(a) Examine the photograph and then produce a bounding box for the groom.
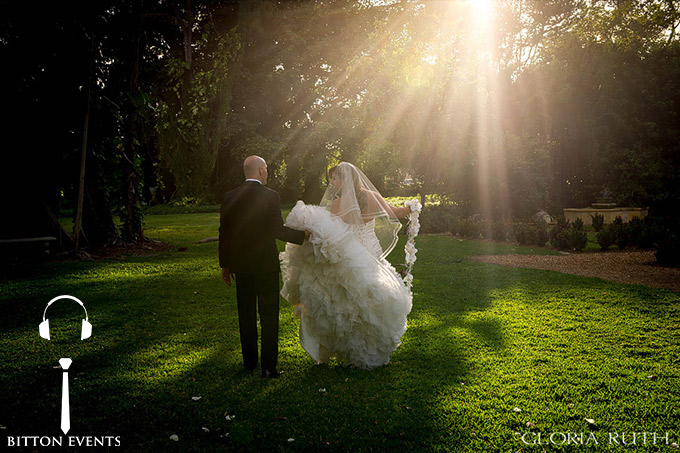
[219,155,308,378]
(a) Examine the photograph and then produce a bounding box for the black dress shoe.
[261,369,283,379]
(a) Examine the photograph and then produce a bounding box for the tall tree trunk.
[183,0,192,66]
[122,0,144,242]
[210,0,249,199]
[179,0,193,106]
[73,37,94,249]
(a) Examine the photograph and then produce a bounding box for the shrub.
[549,225,570,250]
[569,229,588,250]
[171,196,203,206]
[459,218,481,239]
[555,214,570,229]
[550,221,588,251]
[549,214,589,250]
[573,217,584,231]
[549,215,588,250]
[535,221,549,247]
[591,213,604,232]
[513,223,530,245]
[629,216,663,248]
[656,233,680,267]
[628,218,646,248]
[420,204,460,234]
[512,222,548,247]
[612,223,630,250]
[610,216,631,250]
[490,220,510,241]
[597,226,615,251]
[480,219,510,241]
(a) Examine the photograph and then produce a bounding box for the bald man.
[219,156,308,378]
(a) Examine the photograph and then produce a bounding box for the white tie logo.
[59,358,72,434]
[39,295,92,435]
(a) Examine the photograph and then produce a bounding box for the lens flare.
[470,0,494,23]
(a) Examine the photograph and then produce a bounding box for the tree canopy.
[2,0,679,246]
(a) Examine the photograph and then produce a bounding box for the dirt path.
[469,250,680,293]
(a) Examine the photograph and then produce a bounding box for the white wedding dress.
[280,201,412,369]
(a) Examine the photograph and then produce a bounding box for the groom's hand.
[221,267,233,286]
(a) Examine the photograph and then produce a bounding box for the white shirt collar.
[245,179,263,184]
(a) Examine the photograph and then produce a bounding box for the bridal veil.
[319,162,402,260]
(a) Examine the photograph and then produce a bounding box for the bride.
[280,162,414,369]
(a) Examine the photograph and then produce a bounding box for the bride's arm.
[390,204,411,219]
[368,190,411,219]
[330,197,341,215]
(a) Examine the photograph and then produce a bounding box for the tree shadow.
[7,235,672,450]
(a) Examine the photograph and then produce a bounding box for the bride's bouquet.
[403,199,422,290]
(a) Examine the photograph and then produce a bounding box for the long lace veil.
[319,162,402,259]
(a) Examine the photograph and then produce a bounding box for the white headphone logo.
[39,295,92,341]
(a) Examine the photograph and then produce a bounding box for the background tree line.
[1,0,678,248]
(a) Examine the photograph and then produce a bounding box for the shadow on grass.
[3,234,675,451]
[1,260,475,450]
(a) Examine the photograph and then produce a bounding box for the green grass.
[144,203,221,216]
[1,212,679,451]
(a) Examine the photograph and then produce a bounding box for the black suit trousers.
[235,272,280,372]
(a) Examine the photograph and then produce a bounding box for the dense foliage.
[2,0,679,248]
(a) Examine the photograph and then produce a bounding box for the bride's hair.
[328,163,367,210]
[321,162,401,259]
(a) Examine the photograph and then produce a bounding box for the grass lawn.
[1,211,679,451]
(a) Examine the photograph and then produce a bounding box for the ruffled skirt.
[280,201,412,369]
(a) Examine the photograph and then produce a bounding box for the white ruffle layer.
[281,201,412,369]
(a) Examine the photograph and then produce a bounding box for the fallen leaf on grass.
[169,434,179,441]
[287,438,295,442]
[585,418,596,426]
[192,396,202,401]
[647,375,657,380]
[225,415,236,421]
[202,427,209,433]
[526,421,535,428]
[513,407,522,413]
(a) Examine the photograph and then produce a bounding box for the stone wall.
[563,207,648,224]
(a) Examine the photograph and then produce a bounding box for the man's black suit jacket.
[219,181,305,274]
